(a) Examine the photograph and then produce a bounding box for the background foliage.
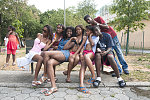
[0,0,97,45]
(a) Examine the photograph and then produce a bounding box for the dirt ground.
[0,48,150,82]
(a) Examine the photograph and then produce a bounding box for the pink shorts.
[83,50,94,56]
[83,50,95,65]
[70,52,75,55]
[7,49,16,55]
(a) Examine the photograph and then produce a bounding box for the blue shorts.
[60,50,70,61]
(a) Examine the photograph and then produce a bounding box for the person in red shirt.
[3,25,21,67]
[84,15,129,77]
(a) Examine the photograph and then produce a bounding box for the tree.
[111,0,149,55]
[12,19,24,38]
[76,0,98,26]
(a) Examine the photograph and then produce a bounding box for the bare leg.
[43,50,66,77]
[47,59,61,88]
[32,54,43,81]
[63,55,79,75]
[95,53,102,77]
[6,54,10,63]
[12,54,15,63]
[84,53,95,79]
[66,55,79,82]
[107,55,120,78]
[79,54,86,87]
[43,51,52,77]
[66,56,74,82]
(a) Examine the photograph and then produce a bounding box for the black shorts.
[96,50,115,66]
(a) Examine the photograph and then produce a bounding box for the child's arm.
[43,40,55,51]
[15,33,21,48]
[74,36,87,56]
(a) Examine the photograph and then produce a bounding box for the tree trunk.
[125,26,129,56]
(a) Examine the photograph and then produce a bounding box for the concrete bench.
[25,39,34,74]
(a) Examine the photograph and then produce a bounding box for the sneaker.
[112,72,122,77]
[118,80,126,88]
[93,80,101,88]
[12,62,16,66]
[123,68,129,74]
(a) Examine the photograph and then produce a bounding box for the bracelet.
[97,23,100,26]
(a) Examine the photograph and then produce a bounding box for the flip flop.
[32,81,42,86]
[45,87,58,96]
[85,78,95,85]
[40,88,49,94]
[79,86,91,94]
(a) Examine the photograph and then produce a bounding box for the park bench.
[25,39,34,74]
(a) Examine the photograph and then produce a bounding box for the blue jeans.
[112,36,128,73]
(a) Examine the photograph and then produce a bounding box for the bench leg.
[31,63,34,74]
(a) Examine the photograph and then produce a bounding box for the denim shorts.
[60,50,70,61]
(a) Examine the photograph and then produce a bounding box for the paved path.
[0,71,150,100]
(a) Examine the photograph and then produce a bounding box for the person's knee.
[107,55,114,61]
[79,55,84,61]
[43,52,50,59]
[84,55,89,60]
[40,52,45,57]
[38,56,43,62]
[69,57,74,63]
[95,53,101,60]
[75,56,79,61]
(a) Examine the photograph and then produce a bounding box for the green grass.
[122,70,150,82]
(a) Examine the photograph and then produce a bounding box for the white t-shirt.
[84,36,99,53]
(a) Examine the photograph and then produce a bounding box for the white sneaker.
[12,62,16,66]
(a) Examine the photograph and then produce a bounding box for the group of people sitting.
[17,15,127,96]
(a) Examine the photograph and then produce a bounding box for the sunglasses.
[42,29,47,33]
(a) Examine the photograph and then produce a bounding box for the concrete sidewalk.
[0,71,150,100]
[0,70,150,88]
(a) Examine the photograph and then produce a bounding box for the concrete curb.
[0,82,150,88]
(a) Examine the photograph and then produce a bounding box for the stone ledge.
[0,82,149,88]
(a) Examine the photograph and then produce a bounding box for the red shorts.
[83,50,94,56]
[7,49,16,55]
[70,51,75,55]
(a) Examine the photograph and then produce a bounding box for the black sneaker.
[123,68,129,75]
[112,72,122,77]
[119,80,126,88]
[93,80,101,88]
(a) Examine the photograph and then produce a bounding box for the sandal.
[79,86,91,94]
[93,80,101,88]
[46,77,58,83]
[85,78,95,85]
[119,80,126,88]
[65,78,71,83]
[39,76,48,84]
[45,87,58,96]
[40,88,49,94]
[32,81,42,86]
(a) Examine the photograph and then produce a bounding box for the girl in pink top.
[30,25,53,86]
[4,25,21,67]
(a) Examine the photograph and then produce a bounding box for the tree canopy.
[110,0,149,55]
[0,0,97,45]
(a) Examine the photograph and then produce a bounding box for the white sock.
[117,77,123,81]
[96,77,101,81]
